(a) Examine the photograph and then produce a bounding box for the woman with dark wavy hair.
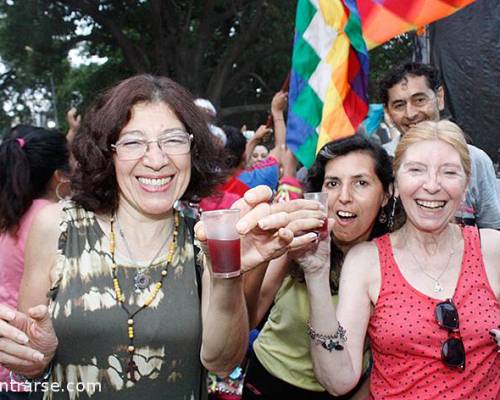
[243,135,398,399]
[0,75,322,399]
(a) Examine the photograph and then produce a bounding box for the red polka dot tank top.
[368,226,499,400]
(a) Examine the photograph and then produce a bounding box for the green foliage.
[0,0,413,131]
[0,0,297,130]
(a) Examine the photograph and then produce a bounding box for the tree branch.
[206,0,267,103]
[56,0,149,72]
[219,103,269,118]
[221,41,291,98]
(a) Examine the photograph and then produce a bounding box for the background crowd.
[0,61,498,400]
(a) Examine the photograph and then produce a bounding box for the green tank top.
[254,276,370,392]
[45,201,206,399]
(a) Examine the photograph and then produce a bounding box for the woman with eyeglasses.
[0,75,323,399]
[303,121,499,399]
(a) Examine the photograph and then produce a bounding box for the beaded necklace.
[109,211,179,382]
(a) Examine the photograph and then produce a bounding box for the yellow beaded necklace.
[109,211,179,382]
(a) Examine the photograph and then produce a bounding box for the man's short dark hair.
[379,62,442,106]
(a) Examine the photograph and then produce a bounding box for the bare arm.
[268,91,287,163]
[200,264,248,376]
[480,228,500,299]
[245,254,290,329]
[0,203,62,377]
[18,203,63,311]
[304,241,376,395]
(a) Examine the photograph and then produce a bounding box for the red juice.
[318,217,328,240]
[207,238,241,277]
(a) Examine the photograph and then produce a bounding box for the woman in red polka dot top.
[303,120,500,399]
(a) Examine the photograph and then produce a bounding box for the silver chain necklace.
[114,215,172,293]
[408,227,456,293]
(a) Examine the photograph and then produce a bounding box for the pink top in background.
[0,198,50,384]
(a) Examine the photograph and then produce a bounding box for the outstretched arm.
[198,187,326,374]
[268,90,288,163]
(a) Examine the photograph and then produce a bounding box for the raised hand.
[271,91,288,114]
[195,186,326,272]
[0,304,58,378]
[290,217,335,276]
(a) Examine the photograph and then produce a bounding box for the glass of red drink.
[304,192,329,240]
[201,209,241,278]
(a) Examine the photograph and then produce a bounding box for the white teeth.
[337,210,356,218]
[416,200,446,209]
[138,177,172,186]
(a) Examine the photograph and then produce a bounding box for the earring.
[378,209,387,224]
[56,182,70,201]
[387,196,398,231]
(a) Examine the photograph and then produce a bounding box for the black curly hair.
[379,61,442,106]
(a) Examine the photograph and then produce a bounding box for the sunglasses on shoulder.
[435,299,466,371]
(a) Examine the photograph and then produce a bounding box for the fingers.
[270,199,324,214]
[0,338,44,363]
[288,232,320,251]
[257,212,289,231]
[286,217,326,235]
[236,203,271,235]
[194,221,206,242]
[0,305,29,345]
[28,305,49,322]
[277,227,294,245]
[0,304,16,322]
[241,186,273,207]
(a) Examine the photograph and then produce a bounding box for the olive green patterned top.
[44,201,205,400]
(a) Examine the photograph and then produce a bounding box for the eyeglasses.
[111,130,193,161]
[435,299,466,371]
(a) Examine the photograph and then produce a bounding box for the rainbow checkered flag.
[287,0,475,168]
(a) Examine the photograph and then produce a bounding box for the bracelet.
[307,320,347,351]
[9,363,52,384]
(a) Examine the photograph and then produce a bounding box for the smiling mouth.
[336,210,357,220]
[137,176,172,187]
[415,199,446,209]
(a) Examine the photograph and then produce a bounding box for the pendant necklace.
[109,212,179,382]
[115,215,172,293]
[409,228,456,293]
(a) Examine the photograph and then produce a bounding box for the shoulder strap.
[185,217,202,300]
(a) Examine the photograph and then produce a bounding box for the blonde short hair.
[393,120,471,179]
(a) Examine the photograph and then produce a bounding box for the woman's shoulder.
[346,240,380,259]
[342,241,381,278]
[31,202,65,234]
[477,228,500,263]
[478,228,500,295]
[478,227,500,247]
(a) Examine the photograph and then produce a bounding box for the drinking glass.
[304,192,329,239]
[201,209,241,278]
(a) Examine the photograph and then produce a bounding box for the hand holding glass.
[201,209,241,278]
[304,192,329,239]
